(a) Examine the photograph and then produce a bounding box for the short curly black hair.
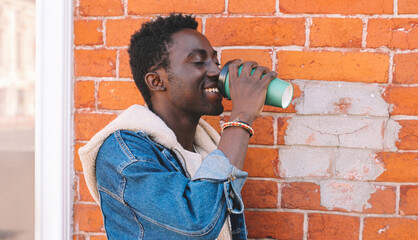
[128,14,198,110]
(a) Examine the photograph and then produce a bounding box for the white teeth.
[203,88,219,93]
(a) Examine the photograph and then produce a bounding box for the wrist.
[229,113,255,126]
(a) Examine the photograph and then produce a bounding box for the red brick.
[106,19,148,47]
[279,0,393,14]
[249,116,274,145]
[128,0,224,14]
[221,49,272,69]
[397,120,418,150]
[79,0,124,16]
[398,0,418,14]
[367,19,418,49]
[277,117,289,145]
[73,234,86,240]
[308,214,360,240]
[74,20,103,46]
[119,50,133,79]
[73,204,104,232]
[393,53,418,84]
[78,173,95,202]
[75,81,95,109]
[281,182,323,210]
[376,152,418,182]
[245,211,304,239]
[400,185,418,215]
[74,113,117,141]
[201,115,222,134]
[97,81,144,110]
[74,143,86,172]
[73,173,79,202]
[364,185,396,214]
[90,236,107,240]
[383,86,418,115]
[205,18,305,46]
[276,51,390,83]
[243,147,279,178]
[363,218,418,240]
[310,18,363,48]
[228,0,276,14]
[75,50,117,77]
[74,0,79,17]
[241,180,278,208]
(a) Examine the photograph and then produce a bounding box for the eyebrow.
[187,49,218,58]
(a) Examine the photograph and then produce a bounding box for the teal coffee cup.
[218,60,294,108]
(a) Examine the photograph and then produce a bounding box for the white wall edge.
[35,0,73,239]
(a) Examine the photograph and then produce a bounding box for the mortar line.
[275,0,280,16]
[201,17,206,35]
[388,51,394,84]
[271,47,277,71]
[75,14,418,20]
[395,184,400,215]
[277,179,282,207]
[94,80,99,111]
[304,17,312,48]
[273,115,278,145]
[359,216,364,240]
[115,49,120,78]
[394,0,398,16]
[245,208,418,219]
[75,46,129,50]
[303,213,308,240]
[123,0,128,17]
[245,176,418,186]
[76,77,133,81]
[102,19,107,46]
[76,44,418,54]
[361,18,368,48]
[75,174,80,202]
[75,0,80,17]
[224,0,228,14]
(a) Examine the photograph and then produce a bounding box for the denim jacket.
[79,105,248,240]
[96,130,248,239]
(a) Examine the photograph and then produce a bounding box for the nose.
[207,61,221,78]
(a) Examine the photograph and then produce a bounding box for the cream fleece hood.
[78,104,220,204]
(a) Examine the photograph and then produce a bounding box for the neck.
[151,104,200,152]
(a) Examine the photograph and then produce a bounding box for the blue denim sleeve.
[97,130,247,238]
[192,150,248,214]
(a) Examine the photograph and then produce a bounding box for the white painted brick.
[383,119,402,151]
[319,180,376,212]
[335,148,385,180]
[294,81,389,116]
[279,146,334,178]
[285,116,386,149]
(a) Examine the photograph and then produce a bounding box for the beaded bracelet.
[221,121,254,138]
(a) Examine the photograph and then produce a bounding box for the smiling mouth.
[203,87,219,93]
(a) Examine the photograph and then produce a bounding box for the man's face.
[161,29,223,117]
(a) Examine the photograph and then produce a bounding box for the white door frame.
[35,0,73,239]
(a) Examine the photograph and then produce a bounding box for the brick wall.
[73,0,418,239]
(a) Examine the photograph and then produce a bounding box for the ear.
[145,72,166,91]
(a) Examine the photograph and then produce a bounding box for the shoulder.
[97,130,162,167]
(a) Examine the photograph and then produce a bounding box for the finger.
[260,71,278,86]
[240,61,258,77]
[251,66,270,80]
[228,61,242,82]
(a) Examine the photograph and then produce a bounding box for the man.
[79,14,277,239]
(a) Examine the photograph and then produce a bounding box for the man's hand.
[218,60,277,169]
[227,59,277,125]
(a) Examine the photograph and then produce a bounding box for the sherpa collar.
[78,104,220,203]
